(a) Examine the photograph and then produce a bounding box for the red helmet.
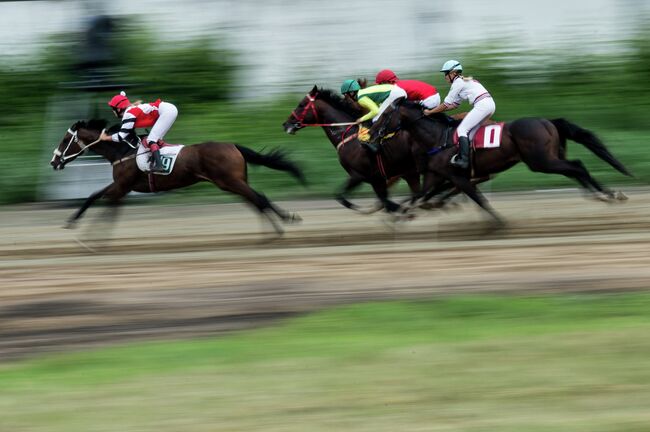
[108,91,130,110]
[375,69,398,84]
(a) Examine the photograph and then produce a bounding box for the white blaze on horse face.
[51,149,62,163]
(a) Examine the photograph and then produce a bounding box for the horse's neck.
[90,139,128,163]
[318,103,357,148]
[408,116,447,149]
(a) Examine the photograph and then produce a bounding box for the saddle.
[452,122,505,149]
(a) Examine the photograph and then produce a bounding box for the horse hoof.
[615,191,628,201]
[288,213,302,224]
[591,193,611,203]
[389,212,416,223]
[63,220,77,230]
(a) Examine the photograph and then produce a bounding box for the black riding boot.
[451,136,470,170]
[150,149,165,173]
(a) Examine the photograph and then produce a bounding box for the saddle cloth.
[453,122,505,149]
[135,141,184,175]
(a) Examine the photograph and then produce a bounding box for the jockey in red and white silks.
[375,69,440,109]
[100,91,178,173]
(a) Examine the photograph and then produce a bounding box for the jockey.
[100,91,178,173]
[340,78,407,153]
[424,60,495,170]
[375,69,440,109]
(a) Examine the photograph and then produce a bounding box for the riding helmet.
[440,60,463,73]
[375,69,398,84]
[108,91,131,110]
[340,79,361,94]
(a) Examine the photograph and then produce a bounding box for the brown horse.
[368,98,631,223]
[50,120,305,234]
[283,86,421,214]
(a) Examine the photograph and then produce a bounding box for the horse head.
[368,96,408,145]
[283,85,361,135]
[50,120,107,170]
[283,85,321,134]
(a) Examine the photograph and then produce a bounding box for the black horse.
[283,86,422,214]
[368,99,631,223]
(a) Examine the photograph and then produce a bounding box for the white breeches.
[420,94,441,109]
[457,97,495,138]
[373,86,408,122]
[148,102,178,143]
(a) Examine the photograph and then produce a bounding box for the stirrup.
[150,163,165,173]
[450,154,468,169]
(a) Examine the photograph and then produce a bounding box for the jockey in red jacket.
[100,91,178,173]
[375,69,440,109]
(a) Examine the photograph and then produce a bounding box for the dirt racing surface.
[2,189,650,361]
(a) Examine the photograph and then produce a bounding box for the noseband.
[290,94,319,128]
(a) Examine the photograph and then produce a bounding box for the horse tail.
[235,145,307,185]
[550,118,632,177]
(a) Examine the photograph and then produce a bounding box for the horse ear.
[310,85,318,95]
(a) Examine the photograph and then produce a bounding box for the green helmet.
[340,79,361,94]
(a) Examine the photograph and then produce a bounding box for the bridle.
[373,102,401,143]
[52,127,106,164]
[289,93,356,129]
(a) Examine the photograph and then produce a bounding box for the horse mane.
[72,119,124,136]
[73,119,109,131]
[317,88,363,117]
[398,101,461,127]
[428,113,462,128]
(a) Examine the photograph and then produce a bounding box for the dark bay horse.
[283,86,421,214]
[51,120,305,234]
[368,99,631,223]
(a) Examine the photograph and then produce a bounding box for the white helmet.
[440,60,463,73]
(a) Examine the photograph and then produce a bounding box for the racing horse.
[283,86,422,214]
[368,99,631,224]
[51,119,305,235]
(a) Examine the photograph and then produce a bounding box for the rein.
[53,128,106,162]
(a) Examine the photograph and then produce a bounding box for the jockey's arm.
[424,102,455,116]
[110,115,136,142]
[356,97,379,123]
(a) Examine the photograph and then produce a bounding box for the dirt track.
[2,189,650,361]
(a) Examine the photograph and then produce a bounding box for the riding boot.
[451,136,470,170]
[150,148,165,173]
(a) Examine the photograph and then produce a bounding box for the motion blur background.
[0,0,648,202]
[3,2,650,432]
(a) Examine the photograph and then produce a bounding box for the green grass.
[2,293,650,431]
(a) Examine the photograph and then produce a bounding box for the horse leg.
[76,184,128,250]
[526,158,616,201]
[266,199,303,224]
[370,179,401,213]
[223,179,296,235]
[65,184,112,229]
[567,159,621,201]
[401,172,422,209]
[450,175,504,226]
[336,176,383,214]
